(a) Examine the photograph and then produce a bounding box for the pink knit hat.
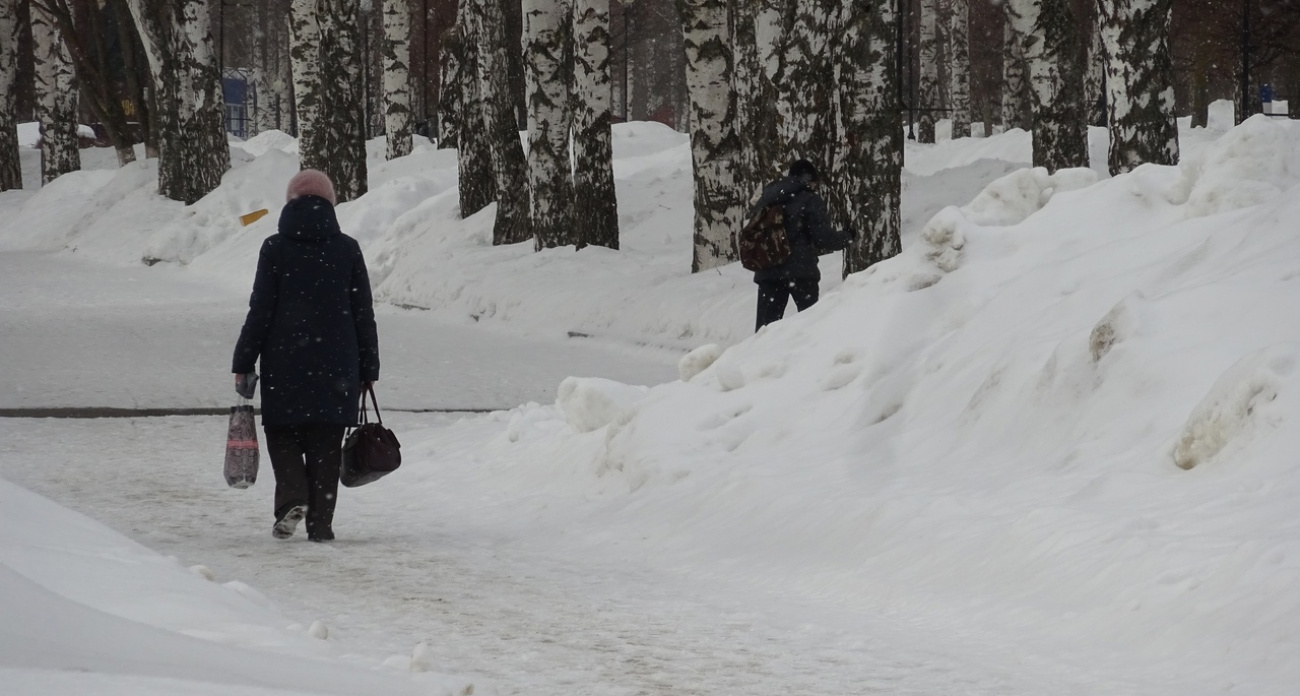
[285,169,337,206]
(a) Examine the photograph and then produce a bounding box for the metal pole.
[1241,0,1251,122]
[907,0,916,140]
[422,0,429,132]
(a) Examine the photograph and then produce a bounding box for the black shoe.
[308,529,335,542]
[272,505,307,539]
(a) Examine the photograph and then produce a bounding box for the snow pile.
[0,478,470,695]
[420,113,1300,691]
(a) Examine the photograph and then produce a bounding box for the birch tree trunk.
[454,14,496,217]
[32,2,80,184]
[475,0,531,245]
[253,3,290,134]
[1084,23,1106,127]
[1007,0,1088,172]
[839,0,900,275]
[573,0,619,249]
[917,0,938,143]
[523,0,575,249]
[289,0,322,156]
[753,0,786,180]
[383,0,413,159]
[438,25,462,149]
[310,0,367,201]
[948,0,970,139]
[1097,0,1178,175]
[1001,11,1029,131]
[731,0,759,203]
[678,0,742,272]
[778,0,839,170]
[127,0,229,203]
[0,0,22,191]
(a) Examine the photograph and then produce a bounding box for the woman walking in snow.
[231,169,381,542]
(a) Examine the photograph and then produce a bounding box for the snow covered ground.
[4,100,1300,694]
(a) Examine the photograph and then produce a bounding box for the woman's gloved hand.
[235,372,259,399]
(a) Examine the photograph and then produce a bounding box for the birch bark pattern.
[573,0,619,249]
[308,0,367,202]
[1001,11,1029,131]
[453,14,496,217]
[948,0,970,139]
[730,0,760,202]
[678,0,743,272]
[523,0,576,249]
[289,0,322,158]
[838,0,901,275]
[0,0,21,190]
[125,0,230,203]
[438,25,462,149]
[917,0,938,143]
[1084,23,1106,127]
[1097,0,1178,175]
[1006,0,1088,172]
[778,0,839,170]
[474,0,531,245]
[752,0,786,181]
[382,0,413,160]
[32,2,80,185]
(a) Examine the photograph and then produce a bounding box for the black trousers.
[264,425,345,537]
[756,278,820,331]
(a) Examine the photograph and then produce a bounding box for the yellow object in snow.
[239,209,270,226]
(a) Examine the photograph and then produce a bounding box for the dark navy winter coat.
[232,195,380,427]
[749,176,850,283]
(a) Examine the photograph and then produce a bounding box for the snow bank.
[424,113,1300,691]
[0,477,468,695]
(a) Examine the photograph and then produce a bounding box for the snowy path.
[0,252,677,411]
[1,415,1137,696]
[0,251,1168,695]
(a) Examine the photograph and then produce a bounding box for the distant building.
[223,69,254,139]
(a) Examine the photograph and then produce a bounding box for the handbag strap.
[364,383,383,426]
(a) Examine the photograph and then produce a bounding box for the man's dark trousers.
[756,278,819,331]
[265,425,345,538]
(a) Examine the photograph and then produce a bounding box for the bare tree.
[1001,9,1030,131]
[918,0,938,142]
[126,0,229,203]
[31,0,80,184]
[839,0,901,274]
[291,0,367,201]
[949,0,971,138]
[438,24,462,149]
[383,0,414,159]
[779,0,840,169]
[289,0,321,151]
[1007,0,1088,171]
[678,0,743,271]
[453,11,496,217]
[475,0,531,244]
[523,0,575,248]
[1098,0,1178,174]
[573,0,619,249]
[0,0,22,190]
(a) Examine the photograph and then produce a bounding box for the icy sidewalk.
[0,476,467,696]
[0,250,677,412]
[0,414,1161,696]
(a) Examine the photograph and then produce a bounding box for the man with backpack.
[739,159,854,331]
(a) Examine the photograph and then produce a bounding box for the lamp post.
[1241,0,1251,122]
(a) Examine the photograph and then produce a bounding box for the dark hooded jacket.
[232,195,380,427]
[749,176,850,283]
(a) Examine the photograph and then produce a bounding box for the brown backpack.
[734,203,791,272]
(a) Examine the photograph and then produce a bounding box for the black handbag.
[340,385,402,488]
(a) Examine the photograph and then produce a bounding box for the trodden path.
[0,250,1168,695]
